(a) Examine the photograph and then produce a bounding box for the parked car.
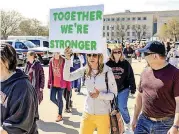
[28,39,49,48]
[4,40,51,65]
[16,52,26,66]
[1,40,26,66]
[8,36,49,48]
[175,42,179,49]
[23,41,52,65]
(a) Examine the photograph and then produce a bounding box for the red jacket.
[48,58,71,91]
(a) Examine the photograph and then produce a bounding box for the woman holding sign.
[63,47,118,134]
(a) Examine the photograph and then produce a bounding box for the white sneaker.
[125,123,131,131]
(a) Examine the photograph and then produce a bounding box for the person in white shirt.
[63,47,118,134]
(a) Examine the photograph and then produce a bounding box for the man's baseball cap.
[138,41,166,56]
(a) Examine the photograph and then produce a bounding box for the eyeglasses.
[144,52,155,57]
[113,51,121,54]
[87,54,98,58]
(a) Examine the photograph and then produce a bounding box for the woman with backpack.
[63,47,118,134]
[106,47,136,131]
[24,51,45,105]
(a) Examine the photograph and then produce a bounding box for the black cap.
[138,41,166,56]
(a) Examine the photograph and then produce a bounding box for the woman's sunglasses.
[113,51,121,54]
[144,52,155,57]
[87,54,98,58]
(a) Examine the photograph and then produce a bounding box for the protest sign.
[102,38,109,63]
[49,5,104,53]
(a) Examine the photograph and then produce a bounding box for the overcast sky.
[1,0,179,25]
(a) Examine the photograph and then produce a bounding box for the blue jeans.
[135,114,174,134]
[117,88,130,124]
[72,78,81,92]
[50,87,64,115]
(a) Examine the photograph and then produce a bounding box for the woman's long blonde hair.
[85,54,104,78]
[110,46,125,62]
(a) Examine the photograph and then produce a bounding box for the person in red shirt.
[48,52,71,122]
[132,41,179,134]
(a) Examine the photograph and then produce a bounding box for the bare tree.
[167,18,179,41]
[159,23,169,41]
[159,18,179,41]
[19,18,49,36]
[132,24,148,40]
[38,26,49,36]
[19,19,33,35]
[1,10,23,39]
[115,23,130,43]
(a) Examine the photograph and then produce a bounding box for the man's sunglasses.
[144,52,155,57]
[87,54,98,58]
[113,51,121,54]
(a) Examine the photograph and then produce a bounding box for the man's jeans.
[50,87,64,115]
[117,88,130,124]
[134,114,174,134]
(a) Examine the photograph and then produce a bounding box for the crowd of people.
[1,40,179,134]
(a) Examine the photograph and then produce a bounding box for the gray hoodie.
[63,60,118,115]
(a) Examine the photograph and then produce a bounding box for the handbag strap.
[105,72,109,93]
[105,71,118,110]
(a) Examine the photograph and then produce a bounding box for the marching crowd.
[1,41,179,134]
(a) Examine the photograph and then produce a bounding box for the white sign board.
[49,5,104,53]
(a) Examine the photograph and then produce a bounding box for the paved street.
[37,59,147,134]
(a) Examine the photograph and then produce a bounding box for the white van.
[8,36,49,48]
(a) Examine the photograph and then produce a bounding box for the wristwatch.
[173,125,179,131]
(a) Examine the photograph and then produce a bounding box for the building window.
[127,25,130,29]
[107,32,109,36]
[122,18,125,21]
[103,32,105,37]
[138,17,141,20]
[143,17,147,20]
[103,26,105,30]
[127,32,130,36]
[108,18,110,21]
[103,18,106,21]
[117,18,120,21]
[112,32,114,36]
[122,25,125,29]
[132,32,135,36]
[107,26,109,30]
[127,18,130,21]
[111,26,114,30]
[132,17,136,21]
[132,25,135,29]
[143,25,146,29]
[112,18,115,21]
[117,32,119,36]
